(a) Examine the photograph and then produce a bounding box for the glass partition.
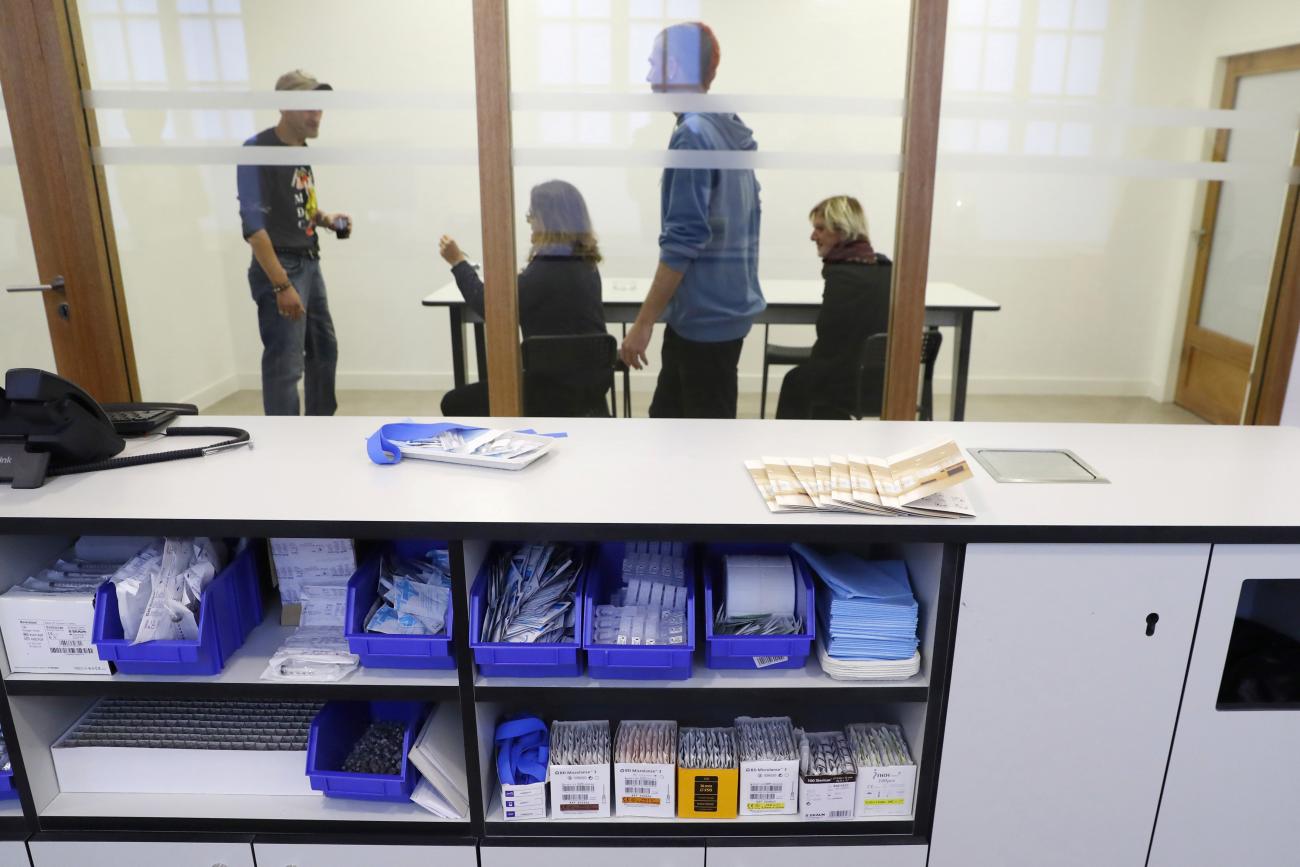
[927,0,1300,423]
[499,0,912,419]
[77,0,479,416]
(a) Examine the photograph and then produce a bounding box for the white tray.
[397,429,555,471]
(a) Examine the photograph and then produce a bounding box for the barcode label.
[750,784,786,794]
[828,810,852,818]
[754,656,789,668]
[50,647,95,655]
[563,784,596,793]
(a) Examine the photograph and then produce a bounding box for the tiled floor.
[204,388,1208,425]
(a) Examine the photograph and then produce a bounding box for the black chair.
[796,328,943,421]
[520,334,620,418]
[759,330,811,419]
[836,328,943,420]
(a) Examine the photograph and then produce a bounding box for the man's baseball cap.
[275,69,332,91]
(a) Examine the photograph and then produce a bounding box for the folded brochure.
[745,440,975,518]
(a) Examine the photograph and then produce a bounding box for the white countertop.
[2,417,1297,536]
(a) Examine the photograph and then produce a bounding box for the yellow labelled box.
[676,766,738,819]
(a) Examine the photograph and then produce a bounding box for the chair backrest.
[851,329,945,420]
[520,333,616,417]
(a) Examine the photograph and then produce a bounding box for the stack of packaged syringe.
[592,542,688,646]
[613,720,676,817]
[677,726,738,818]
[482,543,583,644]
[844,722,916,817]
[735,715,801,816]
[547,720,611,818]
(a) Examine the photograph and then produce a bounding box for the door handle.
[5,275,65,293]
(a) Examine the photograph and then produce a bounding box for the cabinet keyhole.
[1145,612,1159,636]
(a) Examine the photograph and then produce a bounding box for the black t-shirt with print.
[237,127,320,252]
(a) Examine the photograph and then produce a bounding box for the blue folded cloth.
[794,545,919,661]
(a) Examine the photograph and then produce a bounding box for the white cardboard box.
[500,780,547,821]
[799,773,856,821]
[53,744,313,795]
[0,588,110,675]
[739,759,800,816]
[614,761,675,818]
[853,764,917,817]
[268,539,357,607]
[549,762,611,819]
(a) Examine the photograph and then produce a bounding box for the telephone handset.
[0,368,250,489]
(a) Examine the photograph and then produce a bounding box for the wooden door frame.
[1176,43,1300,425]
[0,0,138,402]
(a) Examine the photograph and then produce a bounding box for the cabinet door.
[29,840,254,867]
[1149,545,1300,866]
[0,841,30,867]
[708,845,926,867]
[255,843,476,867]
[928,543,1207,867]
[481,847,703,867]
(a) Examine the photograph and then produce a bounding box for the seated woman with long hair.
[776,195,891,419]
[438,179,607,416]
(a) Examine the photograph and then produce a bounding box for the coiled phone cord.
[47,426,251,478]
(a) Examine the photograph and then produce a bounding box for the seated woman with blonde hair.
[776,195,891,419]
[439,179,606,416]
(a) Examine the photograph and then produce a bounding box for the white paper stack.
[407,703,469,819]
[724,555,796,618]
[794,545,921,680]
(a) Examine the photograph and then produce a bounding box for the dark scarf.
[823,237,877,265]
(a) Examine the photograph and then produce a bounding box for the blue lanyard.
[496,714,549,786]
[366,422,485,465]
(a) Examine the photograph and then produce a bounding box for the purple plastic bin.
[470,543,586,678]
[703,543,815,670]
[582,542,695,680]
[344,540,455,670]
[92,544,262,676]
[306,701,429,801]
[0,769,15,800]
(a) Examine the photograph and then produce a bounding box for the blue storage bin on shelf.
[0,768,15,800]
[470,543,586,678]
[582,543,695,680]
[344,539,455,670]
[702,543,815,670]
[92,544,263,676]
[306,700,429,802]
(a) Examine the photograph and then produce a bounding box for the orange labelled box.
[676,766,738,819]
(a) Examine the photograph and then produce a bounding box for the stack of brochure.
[744,441,975,518]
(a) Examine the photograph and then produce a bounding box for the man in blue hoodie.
[618,22,765,419]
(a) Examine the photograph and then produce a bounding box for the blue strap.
[366,422,485,465]
[366,422,568,465]
[495,715,549,786]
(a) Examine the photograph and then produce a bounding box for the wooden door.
[0,0,138,402]
[1175,45,1300,425]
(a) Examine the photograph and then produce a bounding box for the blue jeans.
[248,253,338,416]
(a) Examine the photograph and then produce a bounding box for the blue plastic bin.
[582,543,695,680]
[306,701,429,801]
[702,543,815,670]
[470,542,586,678]
[0,769,15,800]
[344,539,455,670]
[92,544,263,675]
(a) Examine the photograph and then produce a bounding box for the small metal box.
[969,448,1108,484]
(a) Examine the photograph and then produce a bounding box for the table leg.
[950,311,974,422]
[449,306,467,389]
[474,323,488,383]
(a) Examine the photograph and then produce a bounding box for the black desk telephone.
[0,368,250,489]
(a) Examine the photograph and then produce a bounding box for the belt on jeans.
[275,247,320,260]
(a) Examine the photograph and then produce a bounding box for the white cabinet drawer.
[0,841,29,867]
[708,845,927,867]
[482,846,703,867]
[255,843,476,867]
[29,840,254,867]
